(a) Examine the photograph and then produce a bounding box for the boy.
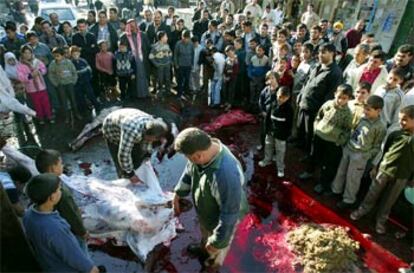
[115,41,136,101]
[199,39,214,94]
[35,149,89,255]
[70,46,101,114]
[1,166,32,216]
[259,86,293,177]
[349,81,371,128]
[96,40,116,101]
[332,95,386,208]
[174,30,194,98]
[222,45,239,111]
[189,36,203,94]
[273,56,293,89]
[48,47,81,123]
[351,105,414,234]
[311,84,354,194]
[23,174,99,273]
[248,45,270,112]
[234,38,248,106]
[149,31,172,99]
[209,47,226,107]
[374,67,405,133]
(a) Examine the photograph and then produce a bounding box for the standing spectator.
[170,19,188,53]
[290,23,308,45]
[31,17,45,37]
[319,19,331,42]
[258,24,272,56]
[114,41,136,101]
[17,45,53,124]
[310,84,353,194]
[149,31,172,98]
[270,29,292,61]
[385,44,414,85]
[165,6,176,28]
[190,36,203,94]
[292,43,315,96]
[62,22,74,46]
[329,21,348,58]
[109,7,121,33]
[193,9,210,42]
[351,105,414,234]
[95,40,116,100]
[94,0,105,11]
[49,13,63,34]
[23,174,99,273]
[140,9,153,32]
[90,10,118,52]
[192,1,210,22]
[244,0,263,27]
[262,3,283,28]
[209,47,225,107]
[220,0,235,17]
[234,37,248,105]
[274,56,293,89]
[248,44,270,112]
[72,19,98,68]
[119,19,151,98]
[332,95,386,209]
[87,10,97,28]
[146,10,171,44]
[70,46,101,114]
[241,21,258,53]
[296,44,342,159]
[1,22,26,59]
[345,20,365,49]
[48,47,81,123]
[349,81,371,128]
[39,21,67,50]
[347,50,388,96]
[174,30,194,98]
[303,25,324,56]
[199,39,214,94]
[374,67,405,133]
[343,43,370,81]
[25,31,53,66]
[300,4,320,29]
[201,20,224,52]
[222,45,239,110]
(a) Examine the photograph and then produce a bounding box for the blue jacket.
[72,58,92,83]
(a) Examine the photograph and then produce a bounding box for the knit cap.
[333,21,344,30]
[26,173,60,205]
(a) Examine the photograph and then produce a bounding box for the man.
[297,43,342,168]
[31,16,45,37]
[304,25,324,56]
[345,20,365,49]
[220,0,235,17]
[1,22,25,59]
[192,9,210,42]
[342,43,370,81]
[173,128,248,271]
[39,20,67,50]
[301,4,320,29]
[192,1,210,22]
[258,23,272,56]
[49,12,63,34]
[87,10,97,27]
[140,9,153,32]
[146,10,170,44]
[244,0,263,27]
[25,31,53,66]
[165,6,176,27]
[90,10,118,52]
[385,44,414,85]
[240,20,258,53]
[290,23,308,45]
[200,20,223,52]
[109,7,121,32]
[102,108,169,183]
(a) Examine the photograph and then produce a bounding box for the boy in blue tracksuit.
[115,41,136,100]
[70,46,101,114]
[248,44,270,112]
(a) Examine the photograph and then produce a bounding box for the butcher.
[102,108,170,184]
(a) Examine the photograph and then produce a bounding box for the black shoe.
[336,201,355,209]
[187,243,208,259]
[313,183,325,194]
[97,265,107,273]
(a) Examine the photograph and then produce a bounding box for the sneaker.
[350,209,366,221]
[256,145,263,150]
[258,160,271,167]
[336,201,355,210]
[313,183,325,194]
[277,170,285,178]
[375,222,386,234]
[298,171,313,180]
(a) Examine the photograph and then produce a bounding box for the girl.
[96,40,117,101]
[17,45,53,125]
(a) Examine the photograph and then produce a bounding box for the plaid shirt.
[102,108,153,173]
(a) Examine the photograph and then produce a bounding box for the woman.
[62,21,73,46]
[17,45,53,125]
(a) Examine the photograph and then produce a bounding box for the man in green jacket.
[351,105,414,234]
[173,128,248,270]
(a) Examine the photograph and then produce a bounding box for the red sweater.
[96,51,114,75]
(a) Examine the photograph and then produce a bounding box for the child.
[199,39,214,95]
[257,72,280,150]
[35,149,89,255]
[248,44,270,112]
[23,173,98,273]
[374,67,405,133]
[311,84,353,194]
[273,56,293,89]
[351,105,414,234]
[48,47,81,123]
[189,36,202,94]
[222,45,240,111]
[1,166,32,216]
[245,38,258,66]
[96,40,116,101]
[234,38,248,106]
[349,81,371,128]
[70,46,101,114]
[17,45,53,125]
[259,86,293,177]
[209,47,226,107]
[149,31,172,98]
[115,41,136,100]
[332,95,386,208]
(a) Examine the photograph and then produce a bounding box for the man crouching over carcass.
[102,108,169,184]
[173,128,248,272]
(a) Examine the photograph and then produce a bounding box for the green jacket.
[174,139,248,249]
[48,59,78,87]
[314,99,352,146]
[379,130,414,180]
[55,184,87,237]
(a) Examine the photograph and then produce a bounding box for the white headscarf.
[4,52,19,80]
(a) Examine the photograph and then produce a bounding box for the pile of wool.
[287,223,360,273]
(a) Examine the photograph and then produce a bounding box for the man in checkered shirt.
[102,108,169,183]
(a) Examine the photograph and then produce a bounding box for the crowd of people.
[1,0,414,272]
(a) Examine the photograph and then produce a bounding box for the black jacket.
[298,62,343,113]
[267,101,294,141]
[72,31,98,67]
[89,23,119,52]
[119,31,151,74]
[192,19,209,42]
[145,22,170,44]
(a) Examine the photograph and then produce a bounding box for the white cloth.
[402,87,414,107]
[4,52,19,80]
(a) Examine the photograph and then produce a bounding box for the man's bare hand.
[130,175,143,184]
[173,194,181,216]
[205,243,219,255]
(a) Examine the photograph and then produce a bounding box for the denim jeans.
[76,236,89,258]
[209,78,222,106]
